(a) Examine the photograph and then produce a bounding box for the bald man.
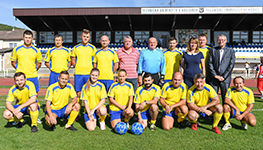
[160,72,188,130]
[138,37,166,87]
[93,35,119,92]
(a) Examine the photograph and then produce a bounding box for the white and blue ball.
[131,122,144,135]
[115,122,128,135]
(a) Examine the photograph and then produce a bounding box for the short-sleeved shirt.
[6,81,37,105]
[71,43,97,75]
[108,82,134,111]
[163,49,183,80]
[93,49,119,80]
[187,83,218,107]
[44,46,71,73]
[256,64,263,78]
[182,51,204,78]
[80,81,107,110]
[199,45,211,74]
[161,82,187,110]
[134,84,160,112]
[45,82,77,110]
[10,44,42,78]
[225,86,255,112]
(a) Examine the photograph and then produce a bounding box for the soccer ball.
[131,122,144,135]
[115,122,128,135]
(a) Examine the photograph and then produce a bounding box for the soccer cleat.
[65,124,78,131]
[31,125,38,133]
[178,122,186,130]
[37,117,42,123]
[212,126,221,134]
[191,123,197,131]
[17,119,26,129]
[12,122,19,126]
[150,124,156,131]
[241,122,248,130]
[126,122,129,129]
[50,125,56,131]
[261,94,263,100]
[100,122,106,130]
[222,123,232,131]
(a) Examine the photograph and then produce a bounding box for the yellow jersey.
[71,43,97,75]
[187,83,218,107]
[10,44,42,78]
[134,84,160,112]
[163,49,183,80]
[108,82,134,111]
[161,82,187,110]
[93,49,119,80]
[225,86,255,112]
[44,46,71,73]
[45,82,76,110]
[80,81,107,110]
[199,45,211,75]
[6,81,37,105]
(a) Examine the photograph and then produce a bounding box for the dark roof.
[0,30,36,40]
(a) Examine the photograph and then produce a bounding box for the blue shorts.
[231,109,252,118]
[50,104,68,119]
[162,110,178,118]
[49,71,70,86]
[84,112,97,123]
[98,80,114,92]
[164,80,172,84]
[140,109,151,120]
[27,77,39,92]
[13,105,29,115]
[109,110,124,122]
[74,75,90,92]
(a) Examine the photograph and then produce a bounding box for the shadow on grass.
[4,116,31,128]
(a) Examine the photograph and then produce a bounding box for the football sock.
[99,115,106,122]
[190,119,198,124]
[224,112,231,124]
[150,120,156,125]
[213,112,223,127]
[8,116,20,122]
[67,110,79,126]
[30,110,39,126]
[124,118,129,123]
[177,112,188,123]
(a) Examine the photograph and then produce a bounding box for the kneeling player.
[108,69,134,129]
[80,68,107,131]
[134,73,160,131]
[160,72,188,130]
[45,71,80,131]
[187,73,223,134]
[3,72,39,133]
[222,76,257,131]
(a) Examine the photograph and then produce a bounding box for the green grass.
[0,96,262,149]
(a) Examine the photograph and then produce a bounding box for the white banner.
[141,7,262,14]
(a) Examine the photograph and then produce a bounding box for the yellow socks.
[224,112,231,124]
[30,110,39,126]
[99,115,106,122]
[190,119,198,124]
[67,110,79,126]
[8,116,20,122]
[150,120,156,125]
[124,118,129,123]
[213,112,223,127]
[177,112,188,123]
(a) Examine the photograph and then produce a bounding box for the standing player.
[134,73,160,131]
[187,73,223,134]
[160,72,188,130]
[44,34,71,86]
[3,72,39,133]
[163,37,183,83]
[255,57,263,99]
[108,69,134,129]
[222,76,257,131]
[93,35,119,92]
[71,29,97,102]
[80,68,108,131]
[199,33,211,77]
[45,71,80,131]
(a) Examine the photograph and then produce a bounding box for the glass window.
[178,29,209,46]
[39,32,55,44]
[134,31,149,43]
[115,31,130,43]
[96,31,111,43]
[58,31,73,43]
[153,31,170,48]
[77,31,92,43]
[9,43,17,48]
[253,31,263,43]
[232,31,248,43]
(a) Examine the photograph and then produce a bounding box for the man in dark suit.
[207,34,235,104]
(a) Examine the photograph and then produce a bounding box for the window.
[134,31,149,43]
[77,31,92,43]
[153,31,170,48]
[115,31,130,43]
[177,29,209,46]
[58,31,73,43]
[9,43,17,48]
[232,31,248,43]
[253,31,263,43]
[39,32,54,44]
[96,31,111,43]
[214,31,229,46]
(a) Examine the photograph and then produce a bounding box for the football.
[131,122,144,135]
[115,122,128,135]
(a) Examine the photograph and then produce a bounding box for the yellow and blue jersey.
[6,81,37,105]
[80,81,107,110]
[71,43,97,75]
[108,82,134,111]
[93,48,119,80]
[199,45,211,74]
[225,86,255,112]
[187,83,218,107]
[44,46,71,73]
[10,44,42,78]
[163,49,183,80]
[134,84,160,112]
[161,82,188,110]
[45,82,77,110]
